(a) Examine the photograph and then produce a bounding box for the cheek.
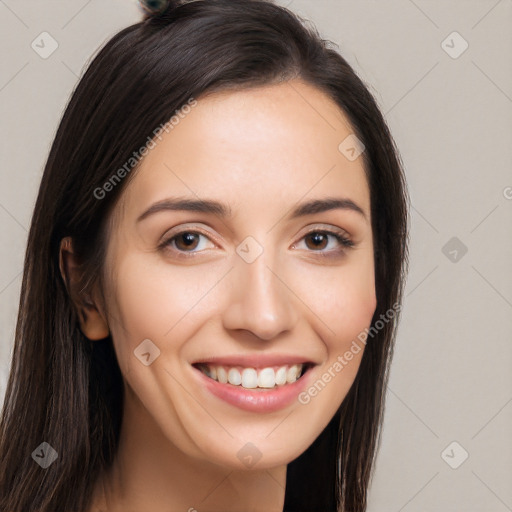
[292,260,376,426]
[330,271,376,358]
[103,255,182,367]
[292,252,376,340]
[291,253,376,392]
[104,252,229,373]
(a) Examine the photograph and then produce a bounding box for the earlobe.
[59,236,110,341]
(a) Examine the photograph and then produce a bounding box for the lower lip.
[191,365,314,413]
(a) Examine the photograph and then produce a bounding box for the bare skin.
[61,79,376,512]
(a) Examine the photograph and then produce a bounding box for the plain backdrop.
[0,1,511,510]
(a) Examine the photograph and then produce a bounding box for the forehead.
[117,79,370,224]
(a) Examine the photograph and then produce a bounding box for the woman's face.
[102,79,376,470]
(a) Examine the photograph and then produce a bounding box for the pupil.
[308,233,327,249]
[178,233,198,249]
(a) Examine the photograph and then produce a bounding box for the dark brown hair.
[0,1,408,510]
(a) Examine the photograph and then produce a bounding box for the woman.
[0,0,409,510]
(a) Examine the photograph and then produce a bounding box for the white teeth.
[275,366,287,386]
[241,368,258,388]
[286,365,300,383]
[203,365,217,380]
[228,368,242,386]
[217,366,228,384]
[258,368,275,388]
[198,363,306,389]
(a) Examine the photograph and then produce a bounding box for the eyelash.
[159,227,354,259]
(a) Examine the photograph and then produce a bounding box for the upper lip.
[192,354,316,369]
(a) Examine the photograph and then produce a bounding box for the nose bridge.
[222,237,298,340]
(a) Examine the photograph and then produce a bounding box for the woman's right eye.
[160,230,216,257]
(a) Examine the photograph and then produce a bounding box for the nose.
[221,246,299,341]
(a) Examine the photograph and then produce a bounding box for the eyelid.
[299,223,352,239]
[159,223,220,247]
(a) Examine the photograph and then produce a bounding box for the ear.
[59,237,110,341]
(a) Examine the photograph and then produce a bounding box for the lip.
[191,363,315,413]
[191,353,316,370]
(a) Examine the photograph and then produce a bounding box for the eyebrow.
[136,196,367,223]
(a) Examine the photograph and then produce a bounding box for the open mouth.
[192,362,314,391]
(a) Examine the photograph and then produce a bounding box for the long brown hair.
[0,1,408,510]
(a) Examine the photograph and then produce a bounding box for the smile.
[193,362,312,390]
[191,361,316,413]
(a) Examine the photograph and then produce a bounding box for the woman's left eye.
[292,230,354,256]
[160,228,354,258]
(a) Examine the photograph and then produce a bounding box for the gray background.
[1,1,511,510]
